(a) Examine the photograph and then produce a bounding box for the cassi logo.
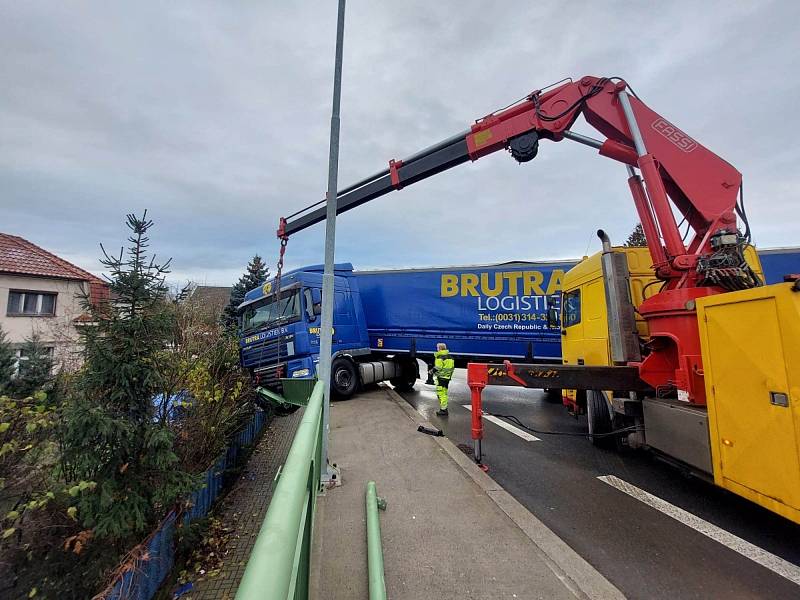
[651,118,697,153]
[440,270,564,297]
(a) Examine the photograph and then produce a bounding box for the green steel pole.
[365,481,387,600]
[235,381,324,600]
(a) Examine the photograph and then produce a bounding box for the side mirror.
[304,288,316,322]
[547,306,560,329]
[546,293,561,330]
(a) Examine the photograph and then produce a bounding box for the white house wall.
[0,274,88,371]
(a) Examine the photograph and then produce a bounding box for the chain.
[271,235,289,379]
[274,236,288,294]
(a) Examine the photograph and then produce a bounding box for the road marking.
[461,405,541,441]
[597,475,800,587]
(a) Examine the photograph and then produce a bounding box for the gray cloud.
[1,0,798,285]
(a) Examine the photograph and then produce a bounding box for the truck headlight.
[291,368,310,378]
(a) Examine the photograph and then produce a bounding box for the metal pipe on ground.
[366,481,387,600]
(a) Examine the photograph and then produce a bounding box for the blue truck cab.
[237,263,382,398]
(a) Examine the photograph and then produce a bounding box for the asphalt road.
[399,367,800,600]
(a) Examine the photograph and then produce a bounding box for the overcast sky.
[2,1,798,286]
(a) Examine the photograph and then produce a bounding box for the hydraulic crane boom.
[281,76,745,289]
[280,75,758,405]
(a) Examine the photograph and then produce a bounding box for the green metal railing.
[236,380,324,600]
[366,481,388,600]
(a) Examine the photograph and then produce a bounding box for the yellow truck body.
[697,282,800,523]
[559,245,800,523]
[561,246,656,368]
[560,247,657,408]
[562,244,763,378]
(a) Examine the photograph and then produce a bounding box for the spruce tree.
[61,212,195,540]
[0,326,16,394]
[223,255,270,329]
[624,222,648,247]
[8,333,53,397]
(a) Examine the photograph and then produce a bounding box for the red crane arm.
[282,76,743,285]
[463,76,741,278]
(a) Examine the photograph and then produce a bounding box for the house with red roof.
[0,233,109,373]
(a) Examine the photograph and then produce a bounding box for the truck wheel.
[390,359,418,392]
[543,388,562,403]
[331,357,358,400]
[587,390,614,448]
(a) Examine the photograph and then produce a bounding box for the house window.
[7,291,57,316]
[15,346,54,377]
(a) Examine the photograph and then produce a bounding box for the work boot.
[436,408,449,417]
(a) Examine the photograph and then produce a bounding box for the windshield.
[240,289,301,332]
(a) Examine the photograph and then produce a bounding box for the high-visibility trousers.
[436,377,450,409]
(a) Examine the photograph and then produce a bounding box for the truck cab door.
[304,287,321,322]
[332,289,358,350]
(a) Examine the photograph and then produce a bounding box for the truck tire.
[331,357,359,400]
[587,390,614,448]
[390,359,418,392]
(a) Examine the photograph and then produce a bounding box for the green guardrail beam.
[366,481,387,600]
[236,380,324,600]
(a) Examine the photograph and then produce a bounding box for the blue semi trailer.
[237,248,798,399]
[237,260,574,398]
[759,247,800,284]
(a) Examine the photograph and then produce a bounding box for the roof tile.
[0,232,104,283]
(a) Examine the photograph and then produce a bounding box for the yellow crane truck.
[556,236,800,524]
[277,74,800,523]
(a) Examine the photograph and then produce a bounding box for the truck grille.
[241,335,293,369]
[254,362,286,393]
[242,333,294,394]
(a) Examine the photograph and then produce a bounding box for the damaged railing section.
[235,380,324,600]
[256,377,317,409]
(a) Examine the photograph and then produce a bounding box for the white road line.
[598,475,800,587]
[461,405,541,442]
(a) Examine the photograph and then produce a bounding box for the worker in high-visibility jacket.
[432,343,455,416]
